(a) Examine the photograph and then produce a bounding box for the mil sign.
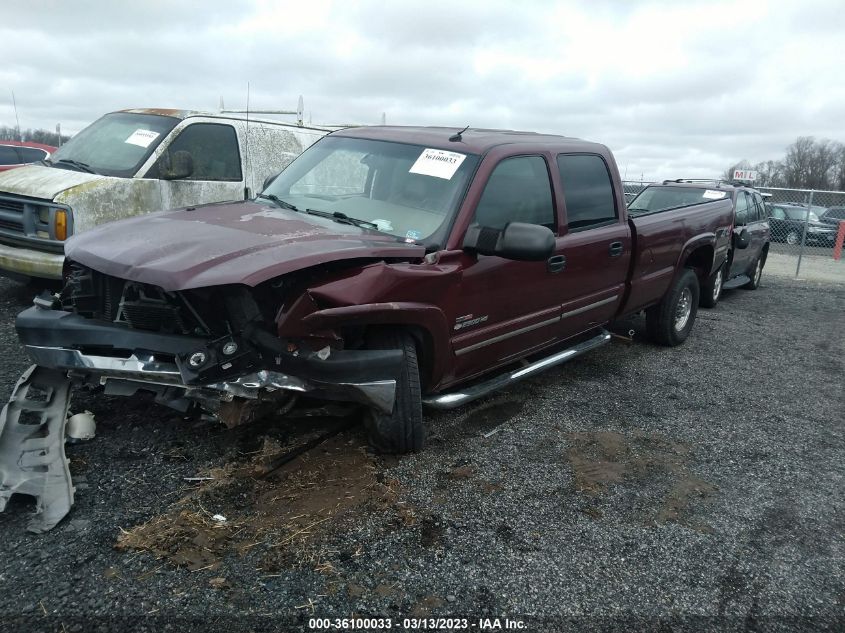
[733,169,758,181]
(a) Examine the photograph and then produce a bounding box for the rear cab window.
[557,154,617,231]
[628,185,727,215]
[0,145,49,166]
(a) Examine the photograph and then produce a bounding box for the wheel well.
[358,324,434,392]
[683,245,714,284]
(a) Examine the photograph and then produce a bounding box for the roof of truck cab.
[331,125,604,154]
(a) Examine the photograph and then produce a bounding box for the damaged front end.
[0,262,401,531]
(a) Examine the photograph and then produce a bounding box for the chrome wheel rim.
[674,288,693,331]
[786,231,799,245]
[713,270,723,302]
[754,260,762,284]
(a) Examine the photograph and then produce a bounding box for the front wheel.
[646,268,700,346]
[699,264,724,308]
[786,230,800,245]
[363,328,425,454]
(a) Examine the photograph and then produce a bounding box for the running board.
[722,274,750,290]
[423,330,612,410]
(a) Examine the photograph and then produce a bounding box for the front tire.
[646,268,700,346]
[699,263,724,308]
[786,230,800,245]
[363,328,425,454]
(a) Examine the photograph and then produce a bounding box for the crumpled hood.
[65,201,426,290]
[0,164,102,200]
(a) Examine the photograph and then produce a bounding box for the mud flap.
[0,365,74,533]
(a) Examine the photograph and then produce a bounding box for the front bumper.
[0,242,64,280]
[16,306,401,414]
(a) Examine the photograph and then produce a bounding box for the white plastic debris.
[212,514,227,523]
[316,346,331,361]
[66,411,96,442]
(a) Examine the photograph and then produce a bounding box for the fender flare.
[300,302,451,389]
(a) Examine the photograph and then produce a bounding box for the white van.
[0,108,330,281]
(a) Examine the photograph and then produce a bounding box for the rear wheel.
[646,268,700,346]
[743,255,764,290]
[699,264,724,308]
[363,328,425,454]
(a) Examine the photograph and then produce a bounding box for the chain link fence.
[622,181,845,283]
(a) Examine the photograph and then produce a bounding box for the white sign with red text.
[733,169,757,181]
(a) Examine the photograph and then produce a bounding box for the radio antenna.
[243,82,251,199]
[11,91,22,141]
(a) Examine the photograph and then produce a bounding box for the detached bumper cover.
[16,306,401,413]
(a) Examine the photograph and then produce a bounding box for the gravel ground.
[0,273,842,632]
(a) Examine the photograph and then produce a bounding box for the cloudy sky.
[4,0,843,180]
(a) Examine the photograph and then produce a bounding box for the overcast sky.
[4,0,843,180]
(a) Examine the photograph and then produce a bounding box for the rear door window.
[751,193,766,222]
[556,154,617,231]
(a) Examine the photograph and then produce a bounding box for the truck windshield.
[629,186,727,214]
[263,136,479,243]
[49,112,179,178]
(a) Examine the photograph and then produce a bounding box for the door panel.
[450,155,562,380]
[730,191,753,276]
[554,153,631,339]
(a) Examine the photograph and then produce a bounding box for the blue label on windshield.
[406,229,422,240]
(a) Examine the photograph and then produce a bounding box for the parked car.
[628,179,770,307]
[819,206,845,231]
[0,109,331,282]
[4,126,737,530]
[0,140,56,172]
[767,203,837,245]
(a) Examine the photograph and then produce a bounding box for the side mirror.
[463,222,555,261]
[159,150,194,180]
[262,172,279,192]
[736,228,751,249]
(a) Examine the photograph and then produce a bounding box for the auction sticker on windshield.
[125,129,160,148]
[702,189,727,199]
[409,148,466,180]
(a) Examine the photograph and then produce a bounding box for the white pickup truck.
[0,108,330,281]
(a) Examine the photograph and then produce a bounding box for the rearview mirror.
[736,228,751,249]
[463,222,555,261]
[159,150,194,180]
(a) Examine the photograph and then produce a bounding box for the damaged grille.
[60,262,218,336]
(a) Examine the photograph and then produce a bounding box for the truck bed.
[621,198,734,316]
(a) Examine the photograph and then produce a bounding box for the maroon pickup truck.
[4,126,737,529]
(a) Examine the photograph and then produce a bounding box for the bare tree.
[782,136,838,189]
[722,160,751,181]
[751,159,785,187]
[0,125,70,146]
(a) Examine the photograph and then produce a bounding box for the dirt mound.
[116,430,399,571]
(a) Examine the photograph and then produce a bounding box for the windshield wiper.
[54,159,96,174]
[257,193,300,212]
[305,208,379,230]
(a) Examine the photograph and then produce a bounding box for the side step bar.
[423,329,612,410]
[722,274,750,290]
